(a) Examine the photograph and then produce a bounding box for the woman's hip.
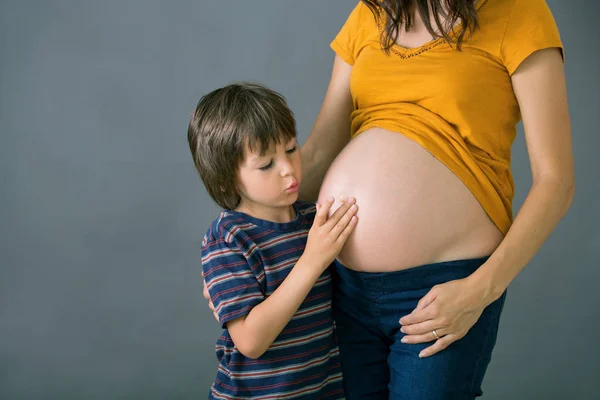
[331,257,507,399]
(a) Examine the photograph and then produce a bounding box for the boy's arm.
[225,256,327,359]
[204,198,357,359]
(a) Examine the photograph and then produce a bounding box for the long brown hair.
[361,0,481,51]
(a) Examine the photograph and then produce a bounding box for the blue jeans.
[331,257,507,400]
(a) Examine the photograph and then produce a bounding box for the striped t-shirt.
[201,201,344,400]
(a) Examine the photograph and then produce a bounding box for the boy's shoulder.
[202,210,254,245]
[202,201,317,246]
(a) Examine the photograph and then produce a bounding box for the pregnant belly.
[317,128,503,272]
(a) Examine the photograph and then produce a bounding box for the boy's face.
[235,137,301,216]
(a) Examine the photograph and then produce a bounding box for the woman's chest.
[351,43,514,115]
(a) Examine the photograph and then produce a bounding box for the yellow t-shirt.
[330,0,564,235]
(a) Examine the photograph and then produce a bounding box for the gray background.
[1,0,598,399]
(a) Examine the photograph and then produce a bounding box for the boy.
[187,82,358,399]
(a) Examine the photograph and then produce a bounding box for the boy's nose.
[280,160,295,176]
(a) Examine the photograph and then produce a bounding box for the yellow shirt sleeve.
[330,2,370,66]
[500,0,564,75]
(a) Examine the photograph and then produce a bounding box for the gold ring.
[432,329,440,340]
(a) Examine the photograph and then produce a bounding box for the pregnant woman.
[300,0,574,398]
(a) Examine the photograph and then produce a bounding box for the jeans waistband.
[332,256,490,293]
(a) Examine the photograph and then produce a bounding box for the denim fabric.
[332,257,507,400]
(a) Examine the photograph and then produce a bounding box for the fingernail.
[400,327,405,333]
[339,195,346,202]
[350,204,357,210]
[328,196,334,202]
[419,352,425,358]
[401,337,407,343]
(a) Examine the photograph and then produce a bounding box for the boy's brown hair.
[188,82,297,210]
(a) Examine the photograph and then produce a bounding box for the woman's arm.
[470,47,574,298]
[299,55,354,202]
[399,47,574,357]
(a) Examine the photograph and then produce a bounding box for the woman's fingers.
[400,319,441,336]
[400,289,438,325]
[418,334,458,358]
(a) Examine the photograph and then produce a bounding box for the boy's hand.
[304,197,358,270]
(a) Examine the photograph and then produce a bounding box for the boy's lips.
[286,181,299,192]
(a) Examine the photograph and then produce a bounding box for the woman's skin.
[398,47,573,357]
[299,12,574,358]
[204,4,574,360]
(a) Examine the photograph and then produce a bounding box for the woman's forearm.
[299,103,351,201]
[299,143,324,202]
[471,176,575,304]
[299,140,345,202]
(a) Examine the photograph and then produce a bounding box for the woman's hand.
[399,275,494,358]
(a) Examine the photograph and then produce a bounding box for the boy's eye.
[259,161,273,171]
[286,145,297,154]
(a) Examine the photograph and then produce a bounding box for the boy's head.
[188,82,300,211]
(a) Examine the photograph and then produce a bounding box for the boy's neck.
[234,202,297,223]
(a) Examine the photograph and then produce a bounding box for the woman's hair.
[361,0,482,51]
[187,82,296,210]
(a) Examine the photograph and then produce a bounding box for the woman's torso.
[318,0,563,272]
[318,127,503,272]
